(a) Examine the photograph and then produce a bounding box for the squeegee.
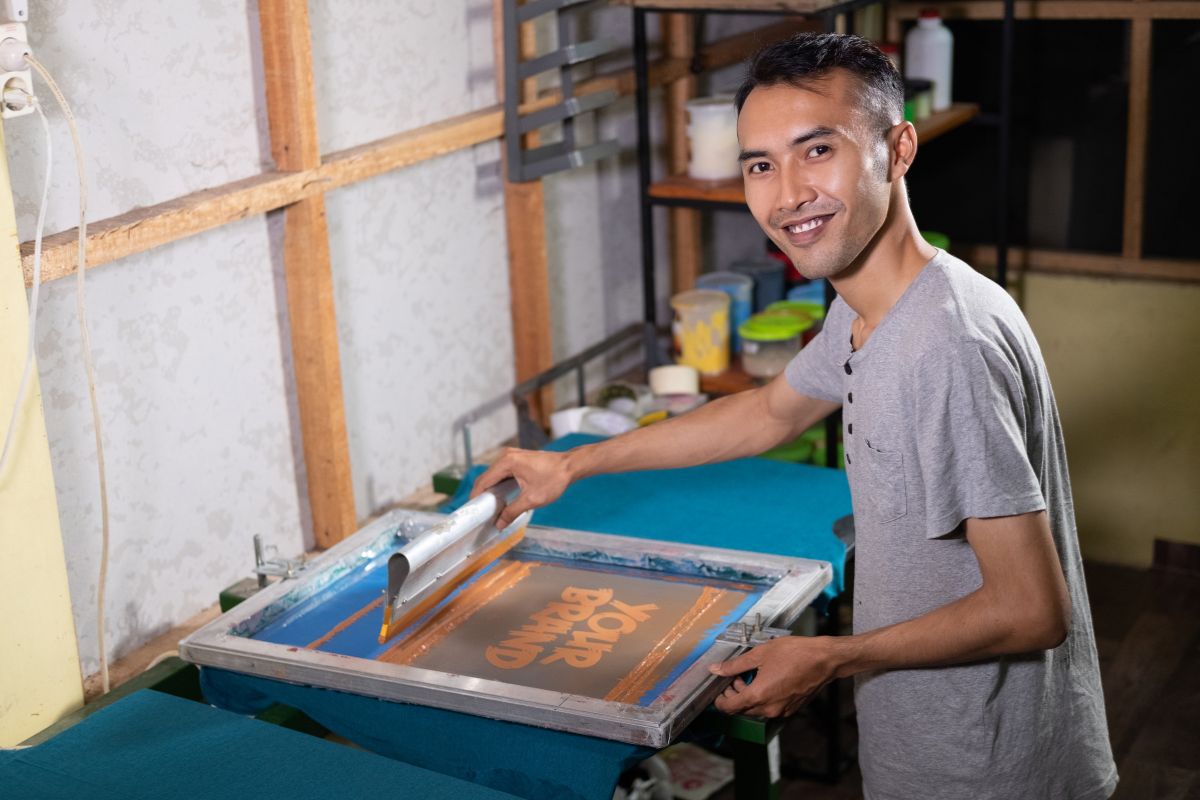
[379,478,529,644]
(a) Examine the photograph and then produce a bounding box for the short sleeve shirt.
[785,251,1117,800]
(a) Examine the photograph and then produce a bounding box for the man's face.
[737,72,893,280]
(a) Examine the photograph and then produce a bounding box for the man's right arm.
[473,373,839,526]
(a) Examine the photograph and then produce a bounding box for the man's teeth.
[787,217,825,234]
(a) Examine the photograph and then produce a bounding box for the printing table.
[7,434,850,800]
[202,434,852,799]
[1,687,524,800]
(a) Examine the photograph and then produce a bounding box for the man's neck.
[830,200,937,329]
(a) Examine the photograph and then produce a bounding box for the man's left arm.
[711,509,1071,717]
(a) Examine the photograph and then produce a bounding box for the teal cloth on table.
[200,668,647,800]
[0,689,523,800]
[446,433,851,597]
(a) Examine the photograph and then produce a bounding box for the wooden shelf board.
[916,102,981,144]
[649,175,745,204]
[699,359,765,396]
[612,0,853,13]
[648,102,980,206]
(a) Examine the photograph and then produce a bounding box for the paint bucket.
[730,258,787,311]
[686,96,740,180]
[695,271,753,352]
[670,289,730,376]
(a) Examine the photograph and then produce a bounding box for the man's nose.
[776,166,817,212]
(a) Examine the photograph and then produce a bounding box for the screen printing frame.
[181,509,832,746]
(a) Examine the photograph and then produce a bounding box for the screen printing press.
[181,435,853,800]
[181,480,832,747]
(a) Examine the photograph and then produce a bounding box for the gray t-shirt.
[785,250,1116,800]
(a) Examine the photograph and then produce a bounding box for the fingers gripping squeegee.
[379,479,529,644]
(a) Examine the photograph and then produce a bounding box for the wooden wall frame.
[14,7,803,548]
[664,13,702,293]
[18,4,1196,547]
[256,0,356,548]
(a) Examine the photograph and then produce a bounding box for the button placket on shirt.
[844,360,854,466]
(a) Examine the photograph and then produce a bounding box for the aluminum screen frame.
[180,508,832,746]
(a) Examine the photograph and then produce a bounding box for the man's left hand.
[709,635,839,718]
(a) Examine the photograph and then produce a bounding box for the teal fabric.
[447,433,851,597]
[0,690,522,800]
[200,668,648,800]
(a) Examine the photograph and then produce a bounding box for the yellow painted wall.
[1022,272,1200,567]
[0,125,83,745]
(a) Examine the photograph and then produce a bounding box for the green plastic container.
[765,299,825,322]
[738,315,808,378]
[921,230,951,250]
[759,434,816,464]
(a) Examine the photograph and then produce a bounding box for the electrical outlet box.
[0,22,32,120]
[0,1,27,24]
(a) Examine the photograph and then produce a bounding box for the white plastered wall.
[4,1,668,682]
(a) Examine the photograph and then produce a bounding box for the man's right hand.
[470,447,575,527]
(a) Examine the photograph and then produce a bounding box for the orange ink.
[485,584,621,669]
[306,596,383,650]
[604,586,728,704]
[380,559,538,665]
[537,599,660,669]
[378,525,527,644]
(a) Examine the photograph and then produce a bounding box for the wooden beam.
[664,13,702,293]
[23,19,812,287]
[891,1,1200,20]
[961,245,1200,283]
[258,0,356,549]
[493,0,554,426]
[1122,16,1152,258]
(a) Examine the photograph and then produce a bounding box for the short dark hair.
[735,33,903,133]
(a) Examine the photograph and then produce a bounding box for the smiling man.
[472,33,1116,799]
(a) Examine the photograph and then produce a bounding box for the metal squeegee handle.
[482,477,521,523]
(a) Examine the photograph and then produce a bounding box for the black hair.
[734,33,904,134]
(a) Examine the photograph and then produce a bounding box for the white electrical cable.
[0,92,50,478]
[142,649,180,673]
[24,54,112,695]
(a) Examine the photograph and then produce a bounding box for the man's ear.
[887,121,918,182]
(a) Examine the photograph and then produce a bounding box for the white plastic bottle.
[904,10,954,112]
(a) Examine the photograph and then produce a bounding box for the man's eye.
[747,161,771,174]
[808,144,831,158]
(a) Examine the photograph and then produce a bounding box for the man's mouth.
[780,213,834,244]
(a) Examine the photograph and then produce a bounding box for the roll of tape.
[649,365,700,396]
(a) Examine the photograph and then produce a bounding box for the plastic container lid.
[765,299,825,322]
[919,8,941,18]
[905,78,934,98]
[739,314,808,342]
[729,258,784,276]
[671,288,729,311]
[921,230,951,250]
[696,271,754,291]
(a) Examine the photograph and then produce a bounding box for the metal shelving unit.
[624,0,1012,476]
[624,0,1013,364]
